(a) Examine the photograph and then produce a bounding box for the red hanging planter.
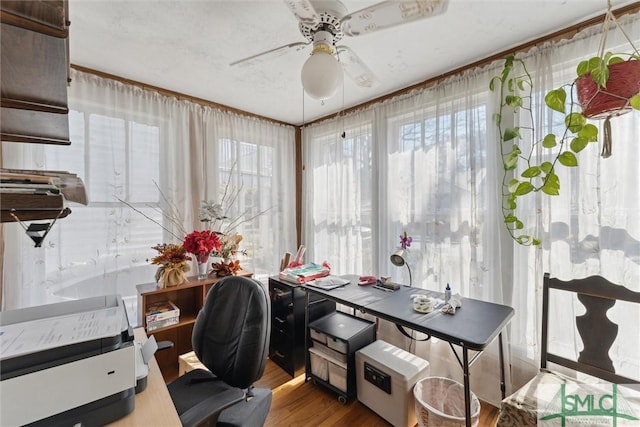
[577,59,640,119]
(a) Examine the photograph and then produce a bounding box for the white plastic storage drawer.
[328,360,347,393]
[311,341,348,363]
[326,335,348,353]
[309,328,327,344]
[356,340,430,427]
[308,347,329,381]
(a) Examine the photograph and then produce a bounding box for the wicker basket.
[576,59,640,119]
[413,377,480,427]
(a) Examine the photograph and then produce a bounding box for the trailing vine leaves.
[489,55,598,246]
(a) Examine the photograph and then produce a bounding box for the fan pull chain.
[341,74,345,139]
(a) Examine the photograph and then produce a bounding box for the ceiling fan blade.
[341,0,448,37]
[283,0,320,27]
[337,46,378,88]
[229,42,309,67]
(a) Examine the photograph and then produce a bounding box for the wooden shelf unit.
[1,0,71,146]
[137,271,252,382]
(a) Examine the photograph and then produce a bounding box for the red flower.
[183,230,222,260]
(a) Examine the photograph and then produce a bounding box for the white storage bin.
[308,347,329,381]
[326,335,348,353]
[356,340,430,427]
[328,360,347,393]
[311,341,347,363]
[310,328,327,344]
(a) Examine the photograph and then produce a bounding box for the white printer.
[0,294,139,426]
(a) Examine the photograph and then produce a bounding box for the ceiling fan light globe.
[301,51,343,100]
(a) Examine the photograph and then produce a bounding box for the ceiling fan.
[230,0,449,100]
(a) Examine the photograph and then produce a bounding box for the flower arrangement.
[198,200,242,260]
[119,161,270,278]
[150,243,191,265]
[149,243,191,287]
[399,231,413,249]
[217,232,244,260]
[183,230,221,263]
[212,259,242,277]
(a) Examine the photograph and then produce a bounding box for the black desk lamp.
[390,249,412,287]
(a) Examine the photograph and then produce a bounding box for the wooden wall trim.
[69,64,295,128]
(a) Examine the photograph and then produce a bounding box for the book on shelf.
[0,168,87,205]
[146,316,179,332]
[278,262,330,284]
[145,300,180,324]
[0,182,61,194]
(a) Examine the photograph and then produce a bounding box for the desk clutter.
[278,261,330,284]
[410,293,463,314]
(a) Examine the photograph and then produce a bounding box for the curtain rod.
[303,2,640,127]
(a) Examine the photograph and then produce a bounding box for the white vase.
[197,260,209,280]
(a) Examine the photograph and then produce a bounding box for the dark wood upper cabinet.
[1,1,77,224]
[1,0,70,145]
[1,0,67,34]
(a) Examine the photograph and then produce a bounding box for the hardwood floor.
[255,359,500,426]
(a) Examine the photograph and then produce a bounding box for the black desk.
[302,276,514,427]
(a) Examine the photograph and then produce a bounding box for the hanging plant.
[489,55,598,246]
[489,2,640,246]
[577,55,640,119]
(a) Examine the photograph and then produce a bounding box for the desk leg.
[499,332,506,399]
[304,291,310,381]
[463,347,471,427]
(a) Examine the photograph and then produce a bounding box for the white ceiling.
[68,0,635,126]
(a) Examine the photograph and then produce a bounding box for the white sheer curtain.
[202,107,297,280]
[511,13,640,387]
[1,69,296,317]
[302,12,640,406]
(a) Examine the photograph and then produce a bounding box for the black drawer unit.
[307,311,376,402]
[268,277,336,377]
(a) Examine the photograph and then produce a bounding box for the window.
[217,138,277,277]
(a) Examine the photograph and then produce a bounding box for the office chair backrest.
[192,276,271,389]
[541,273,640,384]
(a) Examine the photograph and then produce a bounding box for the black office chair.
[167,276,272,427]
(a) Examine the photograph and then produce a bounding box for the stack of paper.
[306,275,350,290]
[279,262,330,284]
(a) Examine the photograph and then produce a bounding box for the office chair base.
[218,387,272,427]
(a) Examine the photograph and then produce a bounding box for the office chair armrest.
[156,340,174,352]
[179,388,245,427]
